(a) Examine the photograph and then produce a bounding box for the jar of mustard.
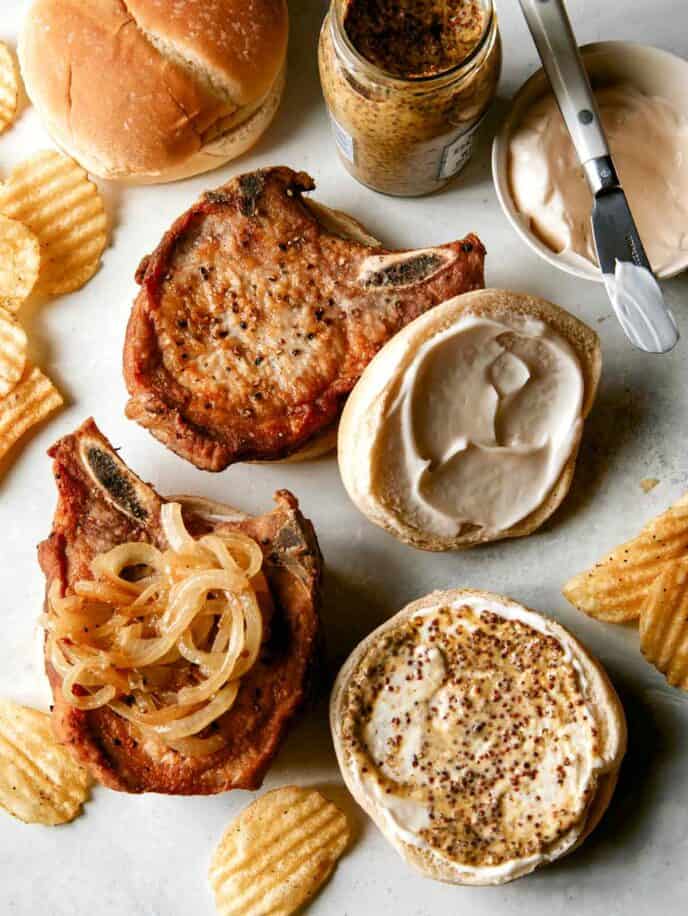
[319,0,502,197]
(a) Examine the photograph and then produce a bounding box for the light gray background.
[1,0,687,913]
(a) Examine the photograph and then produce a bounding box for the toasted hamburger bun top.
[331,589,626,885]
[338,289,601,550]
[19,0,288,182]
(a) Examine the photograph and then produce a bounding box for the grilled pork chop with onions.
[123,166,486,470]
[38,419,321,794]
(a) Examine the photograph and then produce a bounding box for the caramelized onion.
[161,502,199,556]
[43,502,265,757]
[111,683,240,739]
[165,734,226,757]
[91,542,163,593]
[62,663,117,710]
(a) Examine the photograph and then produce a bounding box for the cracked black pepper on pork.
[123,166,485,470]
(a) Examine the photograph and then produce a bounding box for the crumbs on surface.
[342,604,598,868]
[640,478,660,494]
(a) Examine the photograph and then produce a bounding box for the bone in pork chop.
[38,419,322,794]
[123,166,486,470]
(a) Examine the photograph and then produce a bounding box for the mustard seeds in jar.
[319,0,501,197]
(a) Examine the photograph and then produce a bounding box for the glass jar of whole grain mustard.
[319,0,501,197]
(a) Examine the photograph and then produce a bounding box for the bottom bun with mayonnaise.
[338,290,601,550]
[330,589,626,885]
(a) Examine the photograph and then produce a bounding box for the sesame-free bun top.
[19,0,288,182]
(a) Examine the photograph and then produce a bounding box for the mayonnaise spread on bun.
[337,595,610,883]
[374,314,583,539]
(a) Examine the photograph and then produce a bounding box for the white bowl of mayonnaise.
[492,41,688,282]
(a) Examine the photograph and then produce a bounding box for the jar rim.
[329,0,496,88]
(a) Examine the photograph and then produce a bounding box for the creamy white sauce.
[509,85,688,275]
[347,595,600,883]
[376,314,584,539]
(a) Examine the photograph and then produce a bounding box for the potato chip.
[0,699,91,825]
[563,492,688,623]
[0,363,63,464]
[0,42,18,135]
[0,215,41,312]
[0,151,107,296]
[0,307,27,396]
[640,557,688,689]
[209,786,350,916]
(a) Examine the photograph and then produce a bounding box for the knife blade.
[518,0,679,354]
[592,185,679,353]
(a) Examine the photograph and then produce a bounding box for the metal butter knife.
[518,0,679,354]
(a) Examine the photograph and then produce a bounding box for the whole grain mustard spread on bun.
[338,290,601,551]
[19,0,288,183]
[331,590,626,885]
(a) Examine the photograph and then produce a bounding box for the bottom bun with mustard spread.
[330,589,626,885]
[337,289,601,550]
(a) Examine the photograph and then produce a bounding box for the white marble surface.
[1,0,687,913]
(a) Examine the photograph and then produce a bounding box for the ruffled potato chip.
[0,307,27,396]
[209,786,350,916]
[640,557,688,689]
[563,493,688,623]
[0,699,91,825]
[0,215,41,312]
[0,151,107,296]
[0,42,18,135]
[0,363,63,466]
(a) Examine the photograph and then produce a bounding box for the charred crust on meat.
[83,447,148,522]
[135,255,150,285]
[203,190,233,207]
[290,171,316,194]
[236,173,266,217]
[122,167,485,470]
[39,422,323,795]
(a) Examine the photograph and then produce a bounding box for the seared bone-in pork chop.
[124,166,486,470]
[38,419,322,794]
